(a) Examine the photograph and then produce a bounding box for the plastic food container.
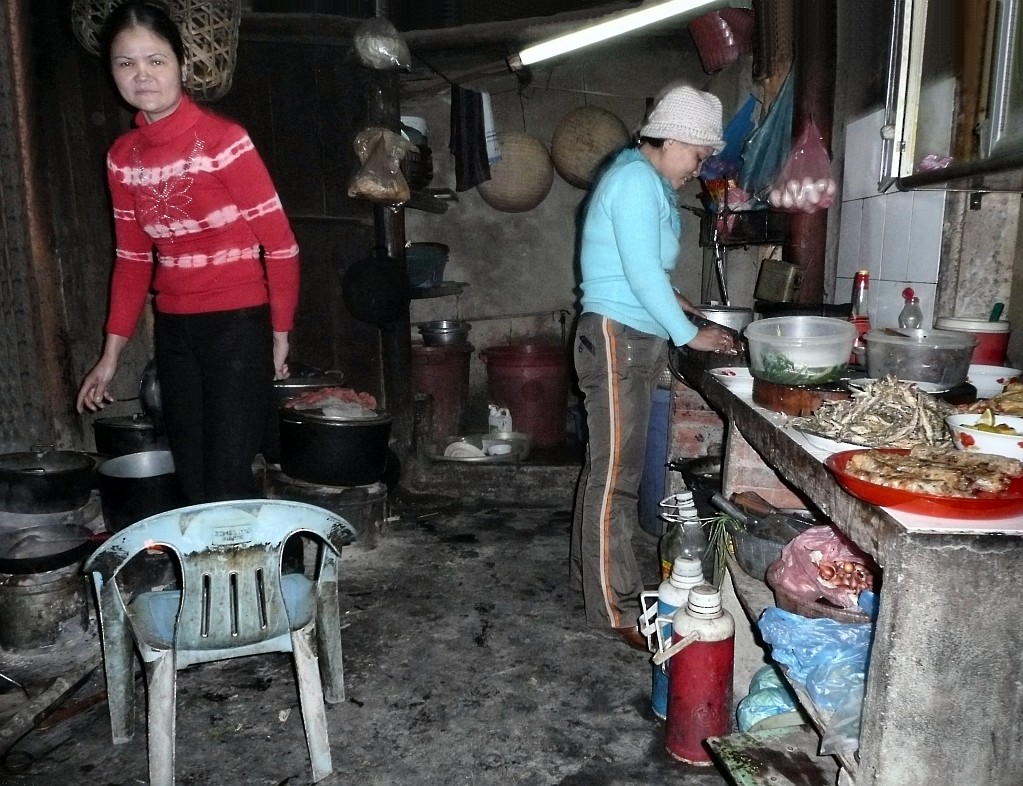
[744,316,857,385]
[864,328,976,386]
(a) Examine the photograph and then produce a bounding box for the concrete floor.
[0,483,736,786]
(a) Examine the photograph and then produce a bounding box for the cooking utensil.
[0,448,96,514]
[279,409,392,487]
[93,413,166,457]
[418,319,471,346]
[864,328,976,386]
[746,316,857,386]
[139,358,162,421]
[0,523,107,574]
[97,450,184,533]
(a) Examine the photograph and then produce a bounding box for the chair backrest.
[85,499,357,652]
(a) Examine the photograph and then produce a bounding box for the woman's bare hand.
[272,331,290,380]
[76,334,128,413]
[687,325,738,355]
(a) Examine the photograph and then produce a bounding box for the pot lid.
[0,450,96,474]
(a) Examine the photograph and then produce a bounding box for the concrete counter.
[679,366,1023,786]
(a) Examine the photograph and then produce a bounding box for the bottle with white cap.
[638,557,704,720]
[664,584,735,765]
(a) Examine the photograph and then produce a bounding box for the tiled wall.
[836,108,947,330]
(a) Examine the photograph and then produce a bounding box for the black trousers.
[154,305,273,504]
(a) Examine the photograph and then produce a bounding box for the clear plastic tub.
[745,316,857,385]
[864,328,976,385]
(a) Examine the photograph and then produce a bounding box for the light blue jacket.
[579,147,698,347]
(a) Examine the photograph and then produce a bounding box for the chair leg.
[316,581,345,703]
[100,598,137,744]
[292,626,333,782]
[146,653,177,786]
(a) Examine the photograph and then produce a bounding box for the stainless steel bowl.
[419,320,471,346]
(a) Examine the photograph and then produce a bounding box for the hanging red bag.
[767,120,838,214]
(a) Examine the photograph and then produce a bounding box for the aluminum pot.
[418,319,471,346]
[97,450,185,533]
[0,449,96,514]
[699,305,754,333]
[93,413,167,457]
[279,409,392,487]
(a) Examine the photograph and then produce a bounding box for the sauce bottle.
[899,287,923,329]
[849,269,871,365]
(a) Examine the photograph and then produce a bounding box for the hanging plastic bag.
[701,94,759,182]
[772,525,877,609]
[353,16,411,71]
[347,128,414,204]
[767,120,838,213]
[738,71,795,197]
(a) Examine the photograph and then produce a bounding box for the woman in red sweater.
[76,1,300,503]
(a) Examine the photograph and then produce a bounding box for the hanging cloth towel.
[481,90,502,165]
[449,85,491,192]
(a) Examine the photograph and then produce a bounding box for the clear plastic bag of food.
[347,128,414,204]
[774,525,876,609]
[767,120,837,213]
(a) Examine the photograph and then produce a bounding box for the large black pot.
[0,449,96,514]
[97,450,185,533]
[279,409,392,487]
[93,414,167,457]
[262,371,346,464]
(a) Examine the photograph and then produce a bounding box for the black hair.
[99,1,185,68]
[639,137,666,148]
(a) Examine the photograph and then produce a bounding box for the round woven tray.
[477,131,554,213]
[71,0,241,102]
[551,106,629,189]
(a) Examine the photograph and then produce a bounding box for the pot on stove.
[0,447,96,514]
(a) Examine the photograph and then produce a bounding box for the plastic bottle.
[657,492,705,580]
[639,557,704,720]
[488,405,513,432]
[898,287,923,329]
[848,269,871,365]
[664,585,735,765]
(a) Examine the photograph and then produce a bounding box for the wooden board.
[706,724,839,786]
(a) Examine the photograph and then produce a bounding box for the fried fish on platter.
[961,381,1023,416]
[845,444,1023,498]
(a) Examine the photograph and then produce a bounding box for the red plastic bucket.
[935,318,1011,365]
[480,343,569,449]
[412,343,473,440]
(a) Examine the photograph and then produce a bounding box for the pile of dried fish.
[792,376,954,448]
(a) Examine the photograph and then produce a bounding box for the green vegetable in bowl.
[755,351,846,385]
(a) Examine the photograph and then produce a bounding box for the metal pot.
[279,409,392,487]
[139,358,162,421]
[93,413,167,457]
[419,319,471,346]
[262,370,347,464]
[699,305,754,333]
[0,449,96,514]
[97,450,185,533]
[0,523,105,574]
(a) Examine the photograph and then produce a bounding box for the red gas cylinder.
[664,584,735,765]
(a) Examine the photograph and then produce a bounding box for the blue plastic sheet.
[701,94,759,181]
[757,607,874,712]
[736,664,801,732]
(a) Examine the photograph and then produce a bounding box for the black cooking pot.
[0,449,96,514]
[279,409,392,487]
[93,413,167,457]
[97,450,185,533]
[0,523,107,574]
[262,370,347,464]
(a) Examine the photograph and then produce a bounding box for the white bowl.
[709,366,754,394]
[968,364,1022,399]
[946,413,1023,460]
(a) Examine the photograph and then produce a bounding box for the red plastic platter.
[825,448,1023,519]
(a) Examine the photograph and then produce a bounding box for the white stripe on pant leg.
[596,316,623,627]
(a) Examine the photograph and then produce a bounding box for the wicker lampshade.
[551,106,630,189]
[477,131,554,213]
[71,0,242,102]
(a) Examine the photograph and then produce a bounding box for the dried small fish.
[792,376,954,448]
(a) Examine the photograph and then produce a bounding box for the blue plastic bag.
[701,94,759,181]
[736,664,801,732]
[738,71,795,198]
[757,607,874,712]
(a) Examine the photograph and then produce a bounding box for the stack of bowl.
[418,320,471,346]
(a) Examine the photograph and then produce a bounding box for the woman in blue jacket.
[571,85,737,649]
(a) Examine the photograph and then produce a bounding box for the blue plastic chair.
[84,499,357,785]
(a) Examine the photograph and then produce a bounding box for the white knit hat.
[639,86,725,153]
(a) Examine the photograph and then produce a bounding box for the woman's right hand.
[76,335,129,413]
[687,324,738,355]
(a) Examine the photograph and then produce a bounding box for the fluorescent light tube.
[509,0,724,70]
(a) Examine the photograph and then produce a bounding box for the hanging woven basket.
[477,131,554,213]
[551,106,630,189]
[71,0,242,102]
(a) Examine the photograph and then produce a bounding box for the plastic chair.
[84,499,357,785]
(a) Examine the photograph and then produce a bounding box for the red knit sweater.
[105,95,300,337]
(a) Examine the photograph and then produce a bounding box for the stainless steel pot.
[699,305,754,333]
[97,450,184,532]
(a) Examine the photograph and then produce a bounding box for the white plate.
[709,367,754,392]
[443,442,486,458]
[846,378,950,394]
[792,427,866,454]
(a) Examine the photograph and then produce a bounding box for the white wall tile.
[879,190,914,281]
[837,199,863,279]
[907,191,946,283]
[835,276,853,306]
[859,195,886,277]
[842,108,885,201]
